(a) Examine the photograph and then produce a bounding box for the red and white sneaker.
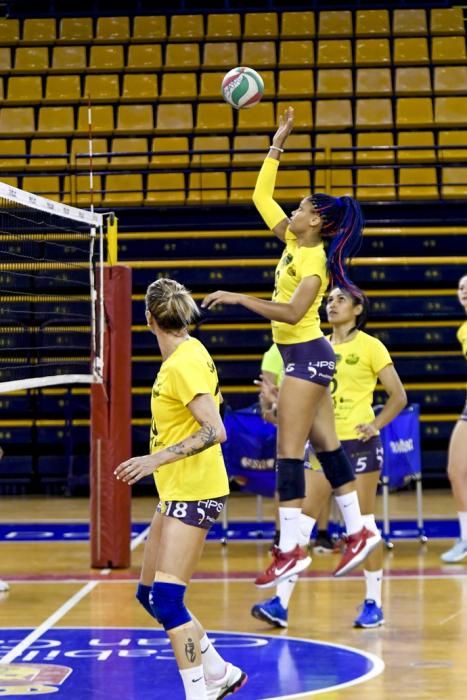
[255,544,311,588]
[333,526,381,577]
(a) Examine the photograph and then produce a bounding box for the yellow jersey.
[457,320,467,358]
[261,343,284,384]
[272,230,328,345]
[150,337,229,501]
[330,331,393,440]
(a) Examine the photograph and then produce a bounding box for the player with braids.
[203,107,381,586]
[115,279,247,700]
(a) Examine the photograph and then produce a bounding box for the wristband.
[269,145,284,153]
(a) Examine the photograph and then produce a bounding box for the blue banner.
[378,404,422,489]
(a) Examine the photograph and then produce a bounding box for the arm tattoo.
[185,637,196,663]
[166,421,217,459]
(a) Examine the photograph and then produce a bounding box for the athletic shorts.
[277,337,336,388]
[156,496,227,530]
[460,398,467,422]
[305,435,384,476]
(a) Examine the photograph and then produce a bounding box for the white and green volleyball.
[221,67,264,109]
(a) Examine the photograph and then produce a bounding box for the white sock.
[199,633,226,681]
[298,514,316,547]
[278,506,301,552]
[364,569,383,608]
[277,574,298,608]
[458,512,467,541]
[335,491,363,535]
[180,665,207,699]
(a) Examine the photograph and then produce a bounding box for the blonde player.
[441,274,467,563]
[203,107,380,586]
[115,279,246,700]
[252,286,407,628]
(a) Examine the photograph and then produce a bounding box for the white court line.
[130,525,150,551]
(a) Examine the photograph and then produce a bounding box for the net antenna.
[0,181,104,394]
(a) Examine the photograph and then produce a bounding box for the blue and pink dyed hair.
[307,194,364,293]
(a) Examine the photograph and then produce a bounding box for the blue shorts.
[305,435,384,475]
[157,497,227,530]
[277,337,336,388]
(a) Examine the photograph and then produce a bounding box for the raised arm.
[252,107,295,242]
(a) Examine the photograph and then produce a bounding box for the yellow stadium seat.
[229,171,258,202]
[192,136,230,166]
[0,107,34,136]
[15,47,48,73]
[315,100,352,130]
[355,10,390,37]
[127,45,162,71]
[232,135,269,166]
[200,72,226,99]
[441,168,467,198]
[355,39,390,66]
[317,40,351,67]
[356,99,393,129]
[71,138,108,168]
[58,18,93,43]
[276,100,313,130]
[104,174,144,206]
[165,43,200,70]
[397,131,435,162]
[356,132,394,163]
[89,45,124,72]
[393,9,427,36]
[23,175,61,201]
[122,74,158,102]
[156,104,193,133]
[317,69,352,97]
[84,74,119,102]
[95,17,130,43]
[399,168,438,199]
[318,11,352,37]
[45,75,81,103]
[76,105,114,135]
[315,133,353,163]
[196,103,234,133]
[188,172,228,204]
[206,14,241,40]
[0,48,12,72]
[241,42,276,68]
[7,76,42,104]
[435,97,467,127]
[0,139,26,169]
[279,40,314,68]
[170,15,204,41]
[395,67,431,95]
[37,107,74,136]
[0,79,4,100]
[281,12,315,38]
[29,139,68,170]
[0,176,18,189]
[357,169,396,200]
[23,19,56,44]
[52,46,87,72]
[116,105,154,134]
[356,68,392,96]
[150,137,189,168]
[110,137,149,168]
[431,37,467,64]
[394,38,429,65]
[282,134,312,166]
[438,130,467,162]
[203,43,239,69]
[160,73,197,101]
[132,16,167,42]
[274,170,311,202]
[314,169,353,196]
[0,19,19,45]
[278,70,314,98]
[146,173,185,204]
[434,67,467,95]
[64,174,103,206]
[244,12,279,39]
[236,101,275,133]
[396,97,433,128]
[430,8,465,36]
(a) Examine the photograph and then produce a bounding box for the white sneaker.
[0,580,9,593]
[441,540,467,563]
[205,662,247,699]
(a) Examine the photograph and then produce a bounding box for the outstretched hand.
[201,290,242,310]
[272,106,294,149]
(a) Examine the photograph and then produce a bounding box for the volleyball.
[221,67,264,109]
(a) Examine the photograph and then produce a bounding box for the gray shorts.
[157,496,227,530]
[277,337,336,388]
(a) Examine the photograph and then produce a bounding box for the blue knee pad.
[150,581,191,631]
[276,458,305,501]
[136,583,156,620]
[316,447,354,489]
